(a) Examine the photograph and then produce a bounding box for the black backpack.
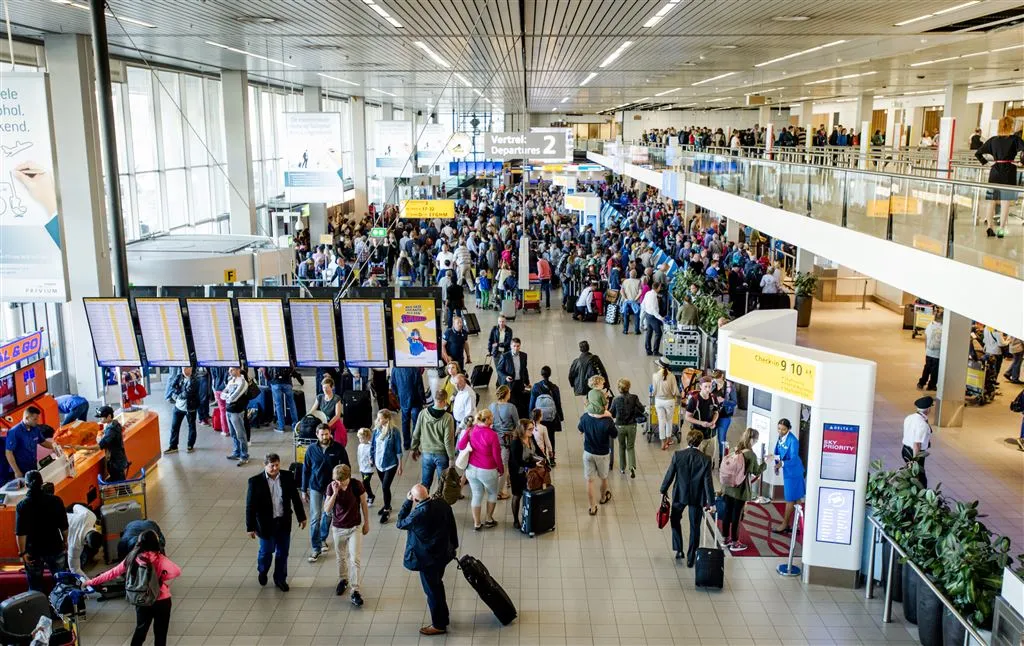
[296,414,320,439]
[245,378,261,401]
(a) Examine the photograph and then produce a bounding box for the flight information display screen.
[185,299,239,367]
[237,299,291,367]
[135,298,191,367]
[83,298,141,367]
[290,300,339,367]
[338,300,388,368]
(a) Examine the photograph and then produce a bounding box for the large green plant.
[670,269,705,304]
[938,501,1013,628]
[793,271,818,298]
[693,293,730,335]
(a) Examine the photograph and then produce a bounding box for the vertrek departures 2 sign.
[483,132,569,160]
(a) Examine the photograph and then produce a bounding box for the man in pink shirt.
[536,256,552,308]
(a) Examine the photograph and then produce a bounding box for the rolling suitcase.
[100,500,144,563]
[458,555,517,625]
[0,591,50,639]
[695,510,725,589]
[604,303,619,325]
[470,363,493,389]
[293,389,307,418]
[520,486,555,537]
[501,296,517,320]
[463,312,481,335]
[342,390,372,431]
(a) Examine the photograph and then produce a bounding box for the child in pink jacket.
[86,530,181,646]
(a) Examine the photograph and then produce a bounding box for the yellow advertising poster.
[390,298,438,367]
[401,199,455,219]
[728,342,817,402]
[564,195,585,211]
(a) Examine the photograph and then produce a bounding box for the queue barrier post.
[776,503,802,577]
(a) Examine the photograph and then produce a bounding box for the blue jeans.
[308,489,330,552]
[420,564,450,630]
[401,407,420,450]
[24,551,68,592]
[271,384,299,432]
[621,301,640,333]
[257,518,291,585]
[540,279,551,307]
[420,453,450,490]
[60,400,90,426]
[1007,352,1023,381]
[227,410,249,459]
[716,417,733,458]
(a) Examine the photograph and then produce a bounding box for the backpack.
[719,451,747,488]
[296,414,321,439]
[1011,389,1024,414]
[432,466,462,506]
[245,378,261,401]
[535,391,557,422]
[125,557,161,607]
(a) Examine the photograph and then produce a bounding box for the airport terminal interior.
[0,1,1022,645]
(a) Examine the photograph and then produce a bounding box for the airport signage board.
[483,132,569,160]
[727,341,816,403]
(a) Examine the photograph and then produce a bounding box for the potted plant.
[793,271,818,327]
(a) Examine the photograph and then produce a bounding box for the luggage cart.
[522,286,541,313]
[647,392,681,444]
[911,303,935,339]
[97,469,147,519]
[294,435,317,465]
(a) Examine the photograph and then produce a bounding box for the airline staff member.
[5,406,54,484]
[902,396,933,488]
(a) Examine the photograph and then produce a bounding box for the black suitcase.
[520,486,555,537]
[463,312,481,335]
[293,389,307,418]
[695,511,725,589]
[0,591,49,638]
[342,390,373,430]
[458,555,517,625]
[289,461,303,485]
[470,363,493,389]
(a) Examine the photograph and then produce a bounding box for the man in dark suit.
[660,430,715,567]
[495,338,531,418]
[487,316,514,361]
[245,453,307,591]
[397,484,458,636]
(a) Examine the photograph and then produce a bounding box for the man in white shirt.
[619,270,642,335]
[901,396,933,488]
[917,310,943,391]
[574,282,597,321]
[641,283,665,356]
[451,374,476,429]
[435,244,455,279]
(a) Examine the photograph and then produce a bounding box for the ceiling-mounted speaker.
[430,112,437,120]
[417,110,423,116]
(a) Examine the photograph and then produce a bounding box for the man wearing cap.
[902,396,933,488]
[96,406,129,482]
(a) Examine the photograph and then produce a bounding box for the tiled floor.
[76,296,1020,646]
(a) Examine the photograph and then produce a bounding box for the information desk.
[0,409,161,562]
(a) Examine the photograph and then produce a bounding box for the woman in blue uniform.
[773,418,804,534]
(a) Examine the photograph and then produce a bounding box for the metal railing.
[865,515,987,645]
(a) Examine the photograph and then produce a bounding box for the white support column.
[910,106,926,145]
[221,70,256,235]
[935,310,970,427]
[799,101,814,129]
[302,86,328,241]
[854,91,874,138]
[758,105,771,129]
[980,100,1006,136]
[44,34,112,399]
[350,96,369,217]
[795,247,815,275]
[943,82,972,149]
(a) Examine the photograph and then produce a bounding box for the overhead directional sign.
[484,132,569,161]
[369,227,388,238]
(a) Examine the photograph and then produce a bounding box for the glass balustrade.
[590,143,1022,280]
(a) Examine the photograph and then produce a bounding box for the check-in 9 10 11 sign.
[483,132,569,161]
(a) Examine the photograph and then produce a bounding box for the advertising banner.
[820,423,859,482]
[391,298,438,367]
[281,112,346,203]
[416,123,451,166]
[401,199,455,219]
[0,73,70,302]
[374,120,413,177]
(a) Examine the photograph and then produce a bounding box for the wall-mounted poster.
[281,112,346,202]
[416,123,450,166]
[820,423,859,482]
[390,298,438,367]
[374,120,413,177]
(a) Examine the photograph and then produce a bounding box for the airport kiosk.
[718,310,877,588]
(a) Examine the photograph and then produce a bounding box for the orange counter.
[0,409,161,562]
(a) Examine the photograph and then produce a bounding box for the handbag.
[657,495,671,529]
[454,429,473,470]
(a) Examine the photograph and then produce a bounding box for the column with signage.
[717,311,877,588]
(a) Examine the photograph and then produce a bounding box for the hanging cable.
[3,0,15,71]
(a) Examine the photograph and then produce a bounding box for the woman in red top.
[86,530,181,646]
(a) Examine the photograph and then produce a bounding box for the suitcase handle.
[701,508,726,550]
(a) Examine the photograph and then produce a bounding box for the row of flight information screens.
[82,298,390,369]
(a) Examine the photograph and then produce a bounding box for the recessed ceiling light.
[894,0,979,26]
[317,73,359,87]
[655,87,681,96]
[561,97,569,103]
[805,70,876,85]
[599,41,633,68]
[692,72,736,86]
[453,73,471,87]
[50,0,156,27]
[361,0,403,28]
[772,15,811,21]
[580,72,598,86]
[205,41,296,67]
[371,88,397,97]
[414,41,450,68]
[235,16,278,24]
[709,44,738,50]
[755,40,846,67]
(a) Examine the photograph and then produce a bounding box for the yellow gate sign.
[401,200,455,219]
[728,342,817,402]
[224,269,237,283]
